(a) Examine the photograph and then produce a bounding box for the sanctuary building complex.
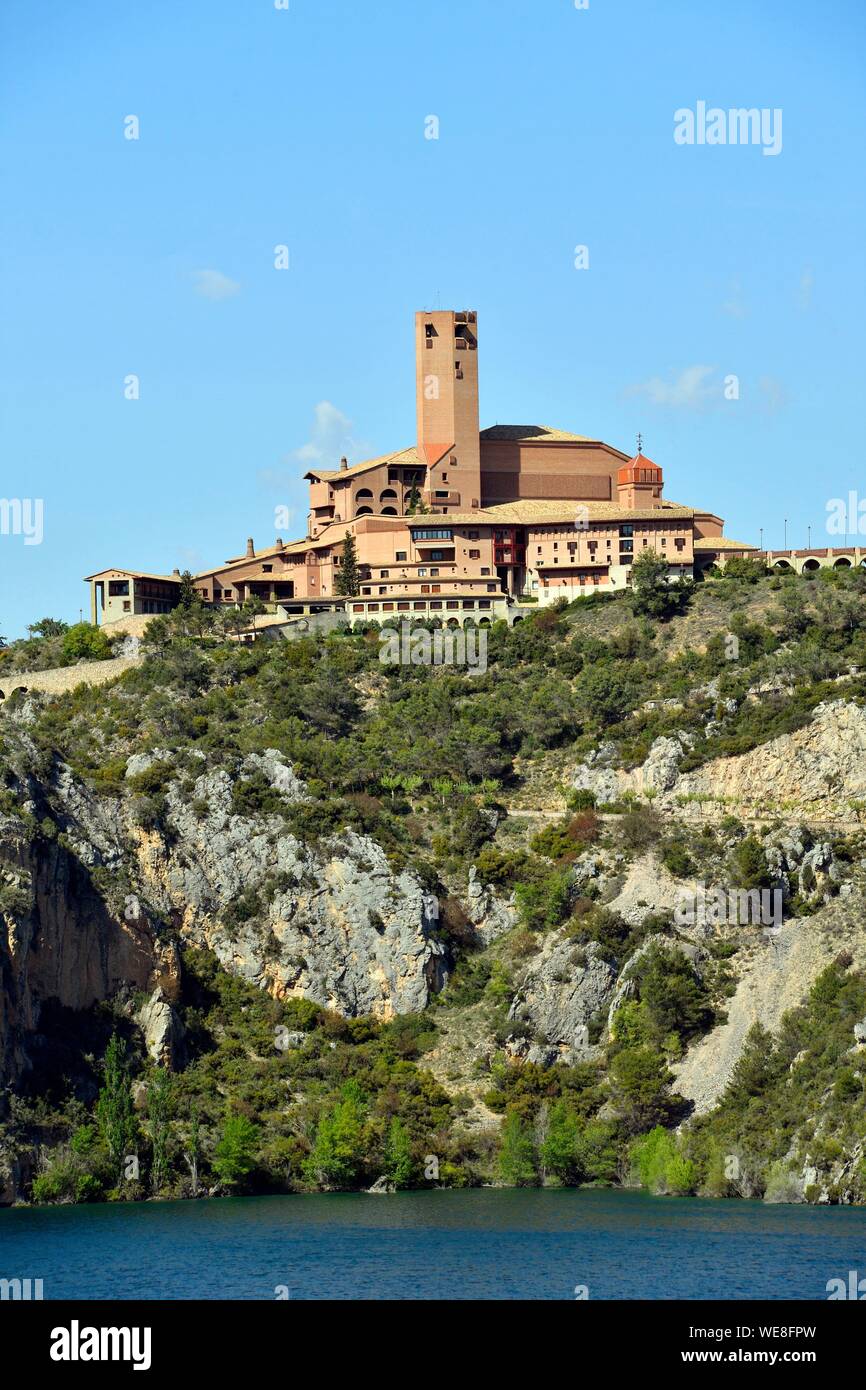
[85,310,757,628]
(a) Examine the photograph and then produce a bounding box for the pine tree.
[178,570,198,609]
[241,594,267,632]
[334,532,360,596]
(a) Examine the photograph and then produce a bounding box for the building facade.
[85,308,756,625]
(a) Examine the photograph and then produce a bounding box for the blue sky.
[1,0,864,637]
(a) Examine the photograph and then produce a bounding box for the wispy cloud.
[192,268,240,301]
[257,402,368,491]
[293,401,364,466]
[756,375,790,412]
[721,276,749,319]
[625,365,717,410]
[797,267,814,311]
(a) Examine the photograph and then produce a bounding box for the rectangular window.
[382,602,394,611]
[397,601,410,610]
[431,585,441,594]
[446,600,459,609]
[468,549,480,559]
[378,586,387,594]
[481,567,490,575]
[411,528,452,541]
[413,601,426,610]
[429,598,442,608]
[430,568,439,577]
[108,580,130,596]
[380,570,389,578]
[368,603,379,611]
[395,551,407,562]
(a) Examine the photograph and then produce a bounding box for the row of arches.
[771,555,866,575]
[355,488,403,501]
[353,486,420,520]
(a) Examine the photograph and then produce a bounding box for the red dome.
[617,452,662,486]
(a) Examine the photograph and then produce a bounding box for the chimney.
[245,538,255,558]
[274,537,284,549]
[172,568,180,575]
[339,456,348,470]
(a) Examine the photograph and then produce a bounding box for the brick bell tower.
[415,309,481,511]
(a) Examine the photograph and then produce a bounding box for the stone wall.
[0,655,140,702]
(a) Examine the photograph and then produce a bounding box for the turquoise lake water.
[1,1188,865,1300]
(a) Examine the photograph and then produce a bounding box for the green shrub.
[61,623,113,663]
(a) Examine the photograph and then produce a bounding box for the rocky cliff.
[0,729,447,1090]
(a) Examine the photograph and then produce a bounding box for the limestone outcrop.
[0,743,449,1086]
[571,701,866,819]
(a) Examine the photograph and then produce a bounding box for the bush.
[61,623,113,663]
[661,841,693,878]
[630,1126,695,1194]
[514,868,572,932]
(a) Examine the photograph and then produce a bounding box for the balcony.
[423,490,461,507]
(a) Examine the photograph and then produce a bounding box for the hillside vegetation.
[3,562,866,1205]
